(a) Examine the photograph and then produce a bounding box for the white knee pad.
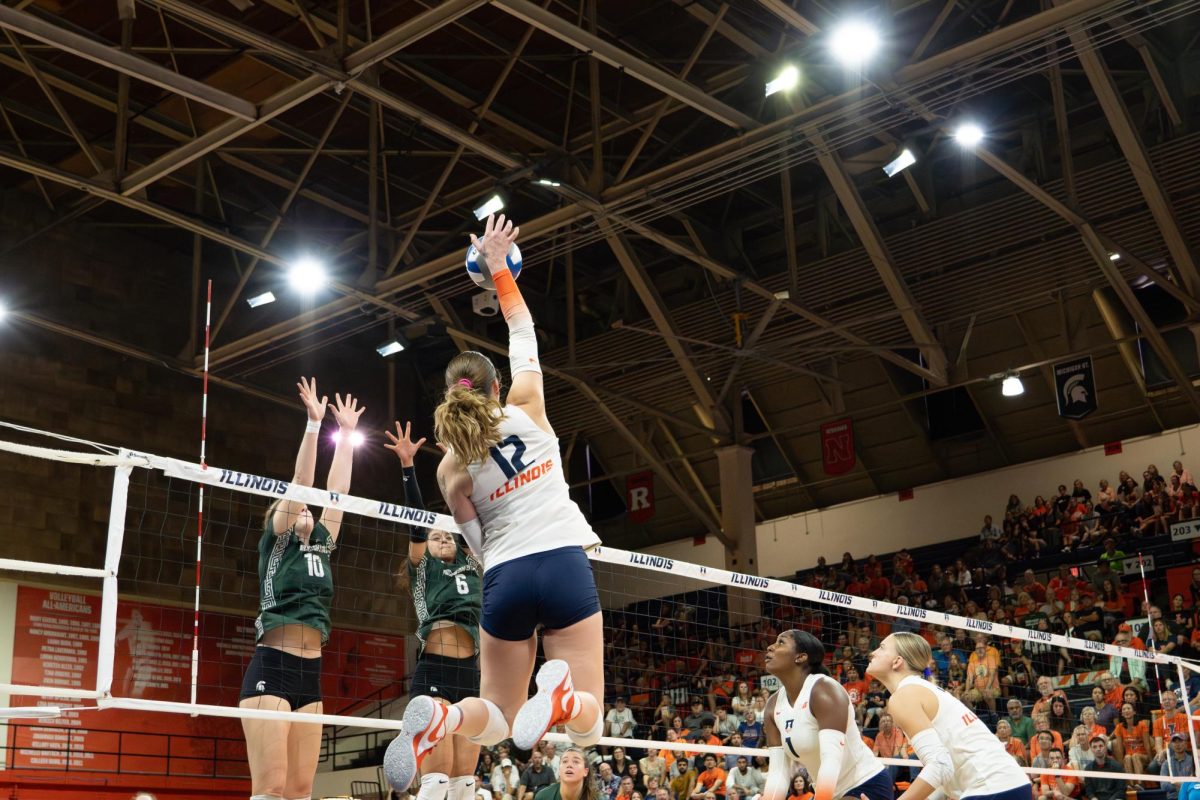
[285,796,311,800]
[449,775,477,800]
[417,772,451,800]
[466,699,510,746]
[250,795,283,800]
[565,707,603,747]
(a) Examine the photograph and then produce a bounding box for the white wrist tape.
[508,318,541,377]
[305,419,321,433]
[910,728,953,790]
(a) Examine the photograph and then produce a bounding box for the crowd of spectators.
[395,462,1200,800]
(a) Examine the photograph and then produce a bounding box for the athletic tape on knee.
[450,775,477,800]
[285,796,311,800]
[418,772,451,800]
[467,699,510,746]
[565,705,603,747]
[909,728,953,790]
[250,795,283,800]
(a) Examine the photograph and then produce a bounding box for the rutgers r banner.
[626,471,655,523]
[821,418,856,476]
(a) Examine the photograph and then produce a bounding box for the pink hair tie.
[456,378,473,389]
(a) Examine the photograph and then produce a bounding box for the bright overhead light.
[883,148,917,177]
[0,300,7,322]
[246,291,276,308]
[954,123,984,148]
[376,339,406,357]
[1002,374,1025,397]
[332,430,366,448]
[829,20,881,67]
[536,179,561,187]
[1109,252,1121,261]
[474,194,505,220]
[765,64,800,97]
[288,257,326,294]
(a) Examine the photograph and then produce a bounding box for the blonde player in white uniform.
[866,632,1032,800]
[761,630,893,800]
[385,214,603,793]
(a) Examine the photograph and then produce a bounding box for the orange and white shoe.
[512,659,578,750]
[384,695,448,791]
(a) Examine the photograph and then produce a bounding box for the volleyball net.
[1,420,1198,788]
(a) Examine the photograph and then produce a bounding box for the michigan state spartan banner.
[1054,355,1097,420]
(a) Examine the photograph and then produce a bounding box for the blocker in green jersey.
[410,549,482,654]
[255,518,336,644]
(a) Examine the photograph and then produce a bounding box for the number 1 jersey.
[465,404,600,570]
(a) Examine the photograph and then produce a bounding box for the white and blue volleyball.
[465,241,522,290]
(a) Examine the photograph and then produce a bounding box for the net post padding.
[95,460,131,697]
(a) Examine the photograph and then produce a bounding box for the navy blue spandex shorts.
[963,786,1034,800]
[481,546,600,641]
[847,768,895,800]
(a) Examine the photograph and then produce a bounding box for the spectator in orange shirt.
[865,565,890,600]
[1036,749,1079,800]
[1079,706,1106,742]
[1152,690,1191,766]
[840,663,870,726]
[964,640,1001,712]
[1030,730,1062,762]
[1022,569,1048,604]
[1099,672,1125,709]
[689,755,726,800]
[1112,702,1152,778]
[1031,715,1065,758]
[871,713,908,780]
[1048,566,1076,605]
[1033,676,1069,717]
[997,719,1029,766]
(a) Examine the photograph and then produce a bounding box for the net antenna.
[191,278,212,708]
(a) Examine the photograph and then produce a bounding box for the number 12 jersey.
[465,404,600,570]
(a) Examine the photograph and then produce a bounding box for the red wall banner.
[7,585,407,778]
[820,418,856,476]
[626,471,655,524]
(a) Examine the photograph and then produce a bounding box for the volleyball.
[465,241,522,290]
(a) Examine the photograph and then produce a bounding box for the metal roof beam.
[123,0,500,195]
[492,0,758,131]
[0,4,256,121]
[601,224,730,435]
[1064,16,1200,297]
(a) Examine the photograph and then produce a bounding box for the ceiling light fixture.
[376,339,407,357]
[246,291,276,308]
[473,194,505,220]
[954,123,984,148]
[883,148,917,177]
[829,20,881,67]
[764,64,800,97]
[287,257,326,294]
[1001,373,1025,397]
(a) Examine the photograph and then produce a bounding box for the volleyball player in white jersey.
[866,632,1032,800]
[385,215,603,792]
[761,630,893,800]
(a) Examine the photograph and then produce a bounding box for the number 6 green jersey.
[409,550,481,655]
[255,519,335,644]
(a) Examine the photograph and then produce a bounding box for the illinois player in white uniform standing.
[384,214,603,793]
[761,630,893,800]
[866,632,1032,800]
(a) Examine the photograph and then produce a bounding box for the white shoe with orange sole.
[383,695,448,790]
[512,659,578,750]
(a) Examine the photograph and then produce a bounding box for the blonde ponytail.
[433,351,504,466]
